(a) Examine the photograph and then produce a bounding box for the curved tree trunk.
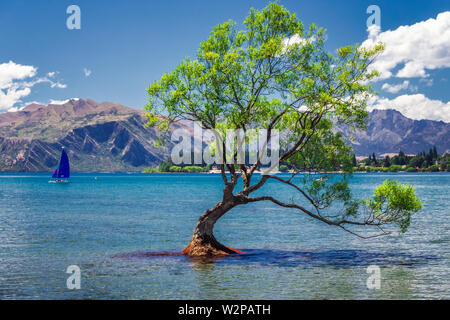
[182,199,243,256]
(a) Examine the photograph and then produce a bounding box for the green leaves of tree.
[144,1,422,236]
[364,180,423,233]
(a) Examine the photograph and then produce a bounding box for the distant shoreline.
[0,171,448,174]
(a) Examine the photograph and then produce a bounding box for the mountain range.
[0,99,448,172]
[338,109,450,157]
[0,99,190,172]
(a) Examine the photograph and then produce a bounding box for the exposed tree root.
[182,234,242,256]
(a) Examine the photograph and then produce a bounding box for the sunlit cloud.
[83,68,92,77]
[362,11,450,80]
[0,61,66,112]
[368,94,450,122]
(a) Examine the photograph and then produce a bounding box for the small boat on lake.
[49,148,70,184]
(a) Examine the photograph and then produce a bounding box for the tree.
[409,156,423,169]
[145,2,422,256]
[352,154,357,167]
[426,149,433,166]
[398,150,407,165]
[159,159,174,172]
[372,153,377,165]
[383,155,391,167]
[433,146,438,159]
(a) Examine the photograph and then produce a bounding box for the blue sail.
[57,149,70,178]
[51,163,59,178]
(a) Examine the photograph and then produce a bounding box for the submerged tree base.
[182,234,243,256]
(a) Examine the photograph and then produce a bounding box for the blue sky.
[0,0,449,121]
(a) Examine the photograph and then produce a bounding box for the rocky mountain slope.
[340,109,450,156]
[0,99,190,172]
[0,99,448,172]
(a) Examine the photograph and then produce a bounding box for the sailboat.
[49,148,71,184]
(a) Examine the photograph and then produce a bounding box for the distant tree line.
[143,147,449,173]
[356,146,449,172]
[143,157,211,173]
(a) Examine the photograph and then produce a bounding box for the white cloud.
[367,24,381,40]
[0,60,67,112]
[381,80,417,93]
[7,106,21,112]
[297,105,309,112]
[0,86,32,112]
[362,11,450,80]
[283,34,306,47]
[50,82,67,89]
[368,94,450,122]
[281,34,315,55]
[83,68,92,77]
[0,61,37,89]
[419,78,434,86]
[13,98,80,111]
[49,98,79,105]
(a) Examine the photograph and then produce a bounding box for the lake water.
[0,172,448,299]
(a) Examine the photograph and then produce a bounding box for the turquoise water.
[0,172,448,299]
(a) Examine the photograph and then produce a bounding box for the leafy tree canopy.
[145,2,421,240]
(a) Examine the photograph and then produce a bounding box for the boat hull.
[48,180,70,184]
